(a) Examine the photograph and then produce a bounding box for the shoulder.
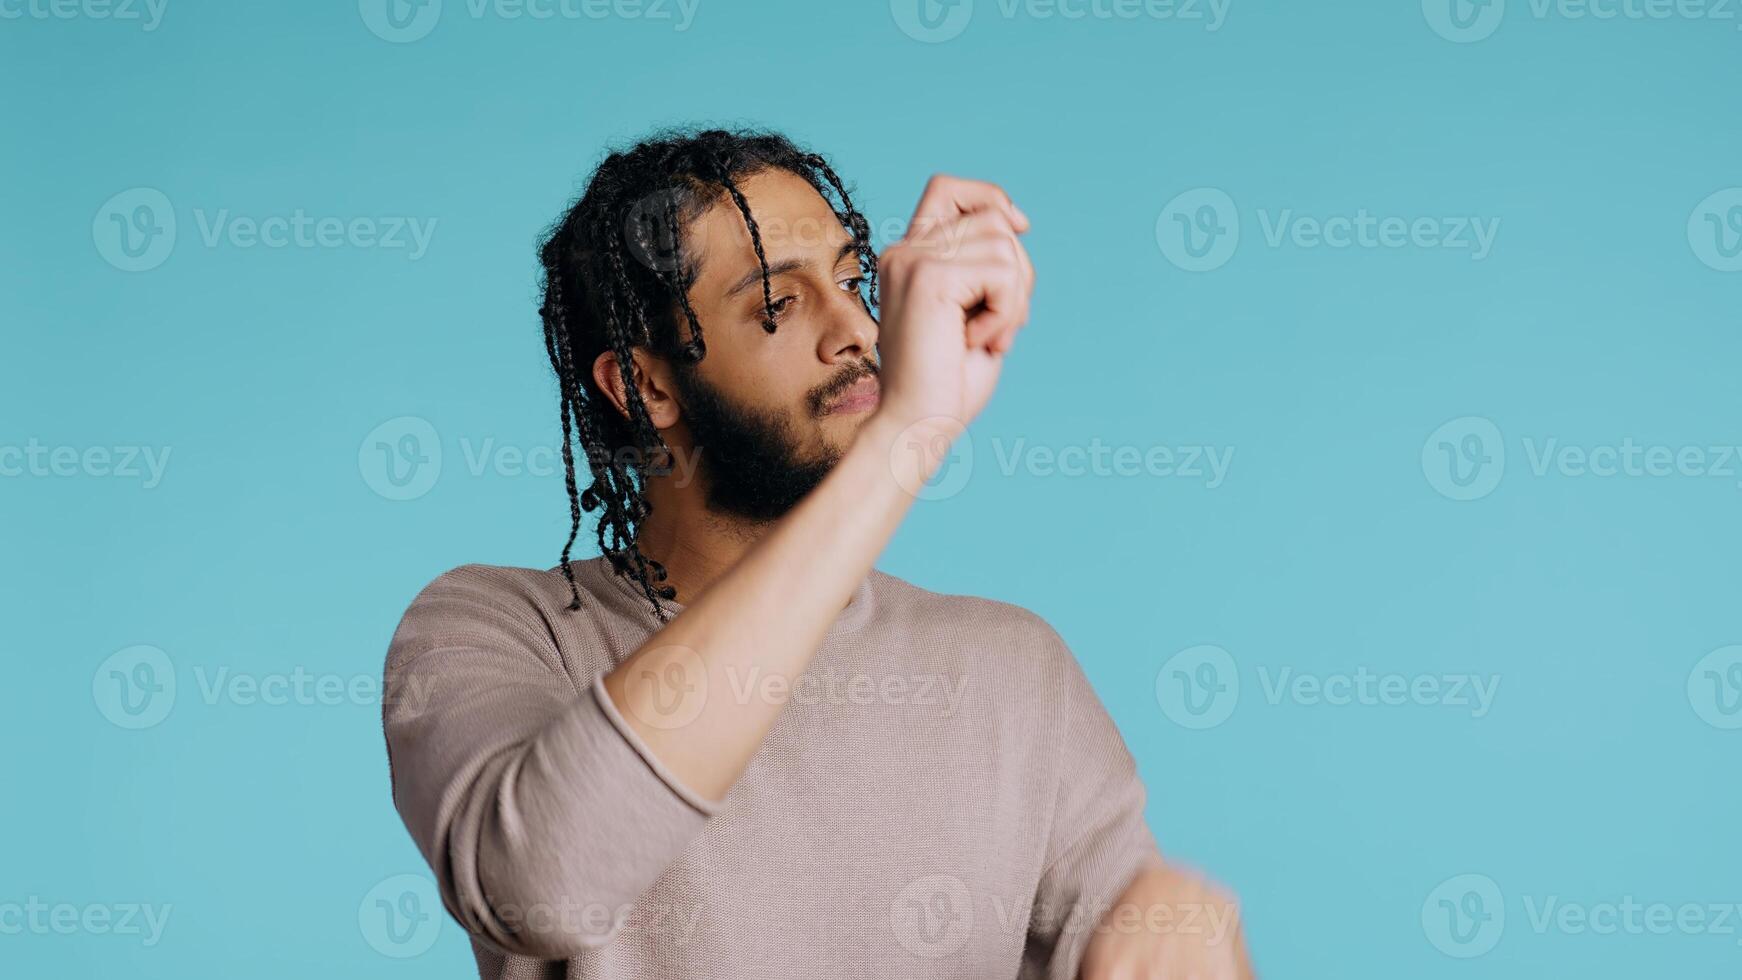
[402,561,569,604]
[385,562,582,668]
[393,562,578,625]
[867,568,1076,676]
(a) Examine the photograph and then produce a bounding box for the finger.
[948,212,1035,301]
[989,310,1022,354]
[901,208,1017,253]
[904,232,1031,354]
[954,262,1028,351]
[945,230,1032,353]
[878,240,1030,351]
[896,223,1031,292]
[907,174,1029,237]
[908,214,1035,304]
[908,230,1024,267]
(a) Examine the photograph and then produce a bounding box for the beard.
[669,359,875,524]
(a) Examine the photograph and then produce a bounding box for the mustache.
[808,357,880,416]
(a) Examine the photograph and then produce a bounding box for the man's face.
[660,167,882,521]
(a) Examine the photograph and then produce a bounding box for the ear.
[592,347,682,430]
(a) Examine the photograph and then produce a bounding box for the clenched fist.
[871,174,1036,451]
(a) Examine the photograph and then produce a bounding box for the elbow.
[464,827,639,958]
[471,887,626,960]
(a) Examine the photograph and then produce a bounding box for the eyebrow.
[723,239,860,299]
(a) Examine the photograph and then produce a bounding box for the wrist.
[854,410,967,496]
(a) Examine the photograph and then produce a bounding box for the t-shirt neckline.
[577,553,877,636]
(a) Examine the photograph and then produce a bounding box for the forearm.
[602,412,938,801]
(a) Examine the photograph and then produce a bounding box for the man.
[383,128,1253,979]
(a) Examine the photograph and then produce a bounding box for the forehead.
[684,168,852,288]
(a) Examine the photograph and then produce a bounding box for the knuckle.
[907,258,945,289]
[879,242,909,271]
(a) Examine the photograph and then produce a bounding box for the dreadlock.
[537,127,880,623]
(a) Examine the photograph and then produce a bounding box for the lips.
[826,376,881,415]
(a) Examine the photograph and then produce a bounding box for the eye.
[767,295,797,322]
[837,276,865,293]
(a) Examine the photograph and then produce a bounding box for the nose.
[817,284,879,366]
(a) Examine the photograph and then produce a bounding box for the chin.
[820,409,870,442]
[808,416,857,459]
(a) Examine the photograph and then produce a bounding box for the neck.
[632,473,772,605]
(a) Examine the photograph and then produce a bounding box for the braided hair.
[537,127,880,622]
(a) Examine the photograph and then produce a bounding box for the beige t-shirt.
[383,555,1163,980]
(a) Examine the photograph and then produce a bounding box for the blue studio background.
[3,1,1739,976]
